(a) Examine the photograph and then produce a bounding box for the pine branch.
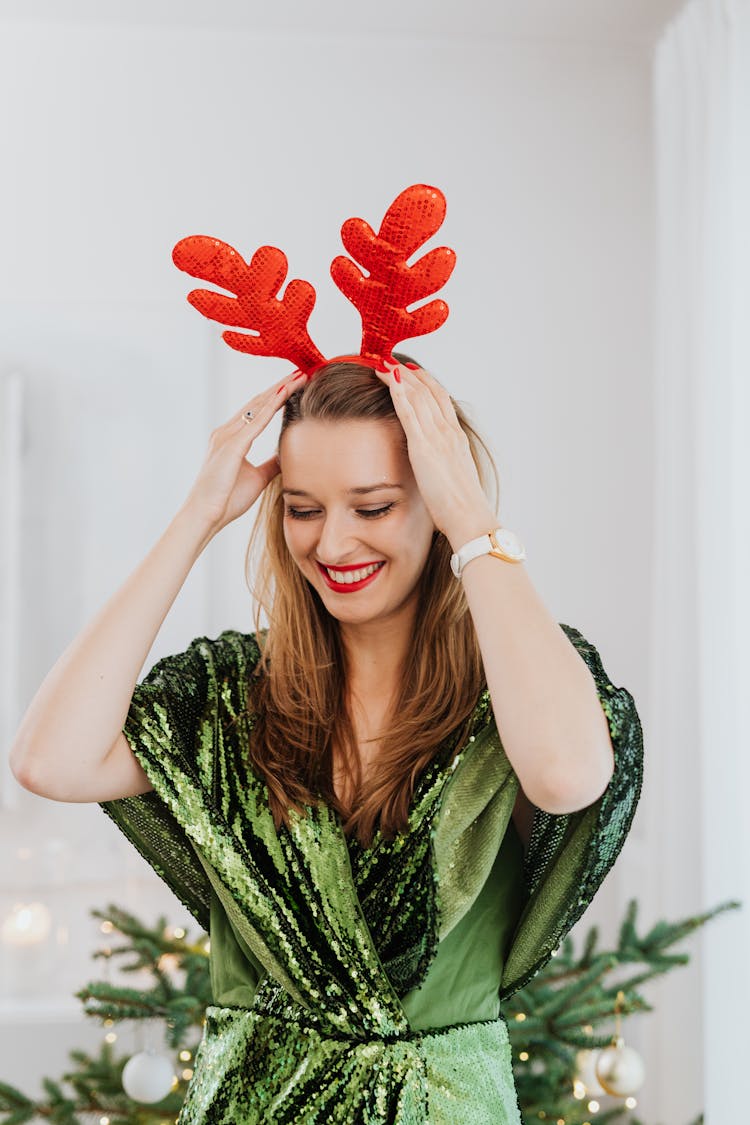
[501,896,740,1122]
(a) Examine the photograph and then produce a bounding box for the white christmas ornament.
[121,1049,175,1103]
[575,1048,606,1095]
[595,1037,646,1096]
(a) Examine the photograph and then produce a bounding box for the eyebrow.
[281,483,405,497]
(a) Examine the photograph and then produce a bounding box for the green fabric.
[99,624,644,1123]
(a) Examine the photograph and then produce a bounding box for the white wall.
[0,12,665,1116]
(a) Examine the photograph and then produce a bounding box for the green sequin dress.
[99,623,644,1124]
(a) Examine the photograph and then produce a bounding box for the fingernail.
[405,363,420,370]
[375,362,390,373]
[394,369,401,383]
[276,385,286,394]
[293,371,306,380]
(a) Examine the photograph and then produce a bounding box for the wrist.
[444,510,500,553]
[170,504,218,557]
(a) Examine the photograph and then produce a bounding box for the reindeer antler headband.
[171,184,456,376]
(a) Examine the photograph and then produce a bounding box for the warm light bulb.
[1,902,51,946]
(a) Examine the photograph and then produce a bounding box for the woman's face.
[279,418,436,627]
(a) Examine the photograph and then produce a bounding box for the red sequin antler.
[330,184,456,363]
[171,238,326,372]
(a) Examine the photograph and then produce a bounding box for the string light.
[1,902,51,946]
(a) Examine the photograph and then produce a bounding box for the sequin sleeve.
[98,629,261,930]
[497,622,644,1002]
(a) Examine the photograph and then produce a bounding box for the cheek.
[282,519,309,560]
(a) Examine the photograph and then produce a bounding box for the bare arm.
[10,507,215,801]
[10,367,301,803]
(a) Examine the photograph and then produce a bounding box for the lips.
[316,560,386,593]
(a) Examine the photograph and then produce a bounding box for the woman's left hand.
[374,358,498,548]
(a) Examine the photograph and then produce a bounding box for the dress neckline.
[339,728,464,857]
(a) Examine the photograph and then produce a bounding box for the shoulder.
[191,629,262,670]
[140,630,263,696]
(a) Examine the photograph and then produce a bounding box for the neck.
[339,609,414,707]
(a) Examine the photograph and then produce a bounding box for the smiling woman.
[12,186,643,1124]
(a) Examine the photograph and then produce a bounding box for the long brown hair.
[244,353,501,847]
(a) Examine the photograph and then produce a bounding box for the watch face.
[495,529,524,559]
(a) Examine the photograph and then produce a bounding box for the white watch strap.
[453,532,495,576]
[450,526,526,578]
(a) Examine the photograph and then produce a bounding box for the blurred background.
[0,0,747,1121]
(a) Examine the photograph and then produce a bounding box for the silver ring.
[242,410,255,424]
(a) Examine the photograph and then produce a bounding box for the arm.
[450,515,615,816]
[10,365,298,803]
[10,506,215,802]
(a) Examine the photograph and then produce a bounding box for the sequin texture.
[99,624,644,1122]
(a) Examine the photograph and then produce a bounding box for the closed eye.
[285,504,395,520]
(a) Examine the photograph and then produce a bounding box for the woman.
[11,187,644,1122]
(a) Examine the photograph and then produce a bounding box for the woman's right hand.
[181,368,306,536]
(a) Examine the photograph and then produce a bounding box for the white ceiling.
[0,0,688,48]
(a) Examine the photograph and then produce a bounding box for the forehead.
[280,419,407,481]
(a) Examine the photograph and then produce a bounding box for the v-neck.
[338,722,471,865]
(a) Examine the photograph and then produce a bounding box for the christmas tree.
[0,897,736,1124]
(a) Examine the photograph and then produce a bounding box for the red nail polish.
[394,369,401,383]
[375,362,389,373]
[293,371,305,380]
[276,385,285,394]
[405,362,420,370]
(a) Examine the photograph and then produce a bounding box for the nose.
[315,511,362,566]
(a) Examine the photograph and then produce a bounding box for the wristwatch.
[450,527,526,579]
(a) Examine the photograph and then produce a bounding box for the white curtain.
[654,0,750,1119]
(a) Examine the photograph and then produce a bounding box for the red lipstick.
[316,560,385,593]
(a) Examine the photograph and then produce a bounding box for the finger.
[410,366,458,427]
[229,369,306,427]
[231,388,287,439]
[386,360,457,429]
[386,361,448,434]
[380,366,421,436]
